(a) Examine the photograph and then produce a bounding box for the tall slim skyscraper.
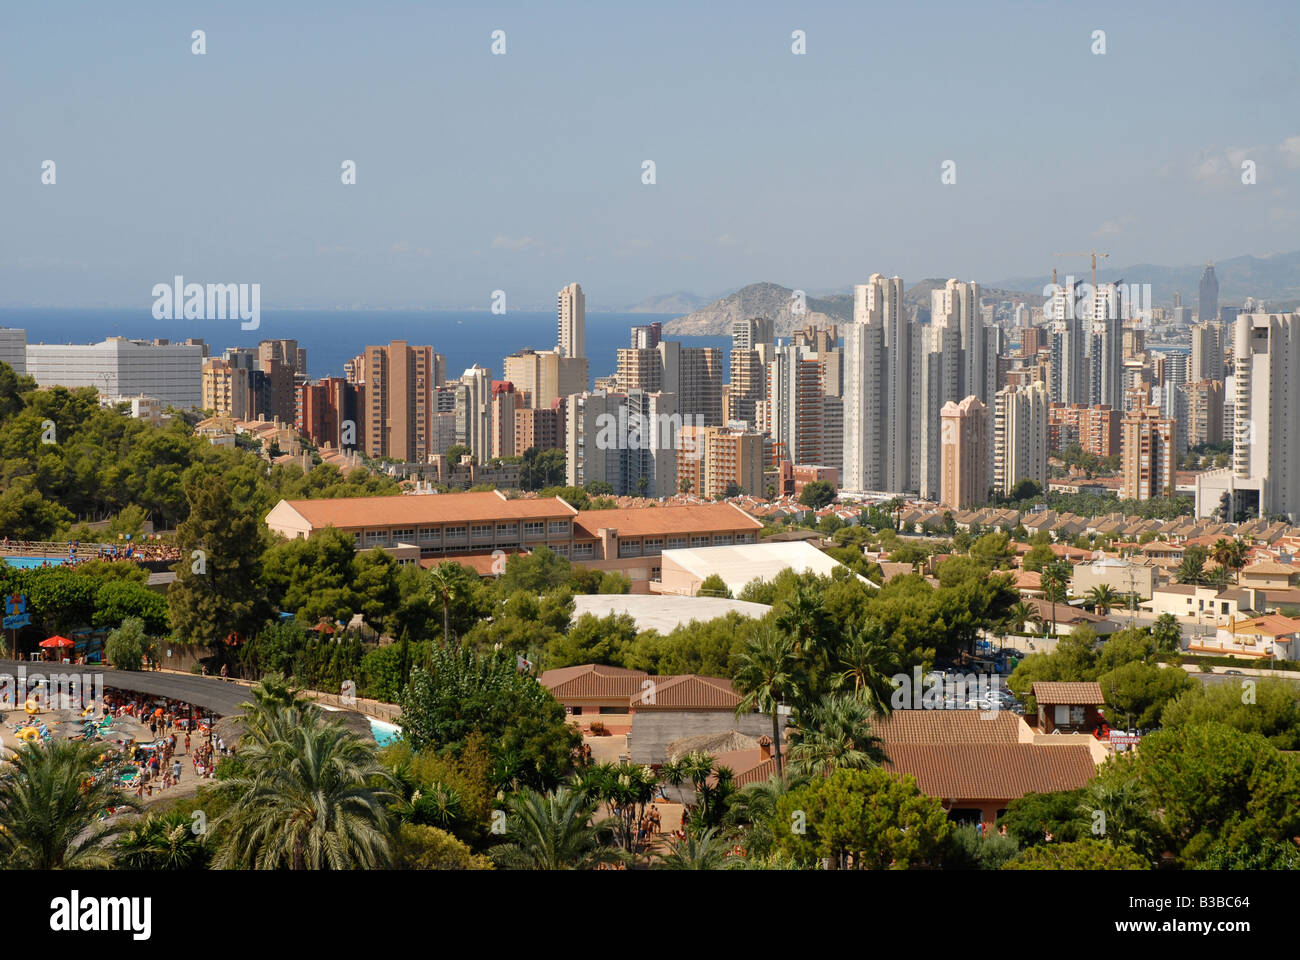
[993,382,1049,497]
[940,395,989,510]
[1088,282,1124,411]
[1227,314,1300,518]
[842,274,909,493]
[557,282,586,360]
[1198,263,1219,325]
[1047,279,1087,405]
[1190,323,1224,382]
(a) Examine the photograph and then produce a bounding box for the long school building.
[264,490,762,591]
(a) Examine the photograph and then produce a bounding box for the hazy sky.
[4,0,1298,309]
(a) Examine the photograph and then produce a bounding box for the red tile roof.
[885,743,1097,800]
[573,503,762,540]
[873,710,1023,745]
[1032,682,1106,705]
[277,490,576,529]
[539,664,650,701]
[629,674,742,711]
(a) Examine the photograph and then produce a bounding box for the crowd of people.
[1,537,181,565]
[101,689,227,796]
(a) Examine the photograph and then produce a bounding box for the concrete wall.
[628,710,775,765]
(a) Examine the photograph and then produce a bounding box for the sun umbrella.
[39,636,73,648]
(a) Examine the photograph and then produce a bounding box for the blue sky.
[3,0,1298,309]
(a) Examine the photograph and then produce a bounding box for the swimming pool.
[369,718,401,747]
[1,556,71,568]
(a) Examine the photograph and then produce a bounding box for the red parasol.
[39,636,73,648]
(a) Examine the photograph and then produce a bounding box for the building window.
[548,520,570,536]
[523,521,546,539]
[573,542,594,559]
[551,543,570,557]
[712,534,732,545]
[643,537,664,555]
[619,541,642,558]
[666,536,688,550]
[470,524,493,540]
[364,530,388,548]
[496,523,517,537]
[691,536,710,547]
[418,528,439,544]
[392,528,415,543]
[445,526,467,541]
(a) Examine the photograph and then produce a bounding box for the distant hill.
[662,280,1042,336]
[995,250,1300,305]
[626,291,711,314]
[662,283,849,337]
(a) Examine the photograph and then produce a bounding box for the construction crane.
[1054,250,1109,291]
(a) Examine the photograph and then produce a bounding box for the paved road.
[0,659,250,716]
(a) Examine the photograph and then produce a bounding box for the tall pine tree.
[167,473,268,662]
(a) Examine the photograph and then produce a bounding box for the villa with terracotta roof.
[874,710,1101,828]
[1192,613,1300,660]
[537,663,770,765]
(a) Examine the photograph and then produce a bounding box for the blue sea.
[3,309,731,384]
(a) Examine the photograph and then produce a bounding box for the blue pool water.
[1,556,70,568]
[369,718,401,747]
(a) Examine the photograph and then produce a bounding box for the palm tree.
[1040,562,1071,636]
[115,811,210,869]
[488,787,621,870]
[722,772,809,858]
[786,693,888,778]
[1205,565,1232,591]
[657,757,689,805]
[1211,537,1248,584]
[1077,773,1157,861]
[775,580,826,657]
[211,705,397,869]
[733,627,801,776]
[1005,600,1035,635]
[0,740,140,869]
[1175,547,1209,586]
[426,564,460,644]
[1086,584,1119,616]
[657,826,744,870]
[834,620,900,716]
[574,762,658,859]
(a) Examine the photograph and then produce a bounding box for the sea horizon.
[0,308,731,384]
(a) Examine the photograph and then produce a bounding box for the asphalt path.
[0,659,250,716]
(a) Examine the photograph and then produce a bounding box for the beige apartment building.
[201,357,250,419]
[359,340,442,462]
[939,395,989,510]
[1121,405,1176,500]
[502,348,588,409]
[676,425,766,499]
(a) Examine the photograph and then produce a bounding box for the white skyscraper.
[842,274,910,494]
[1088,282,1124,410]
[993,381,1049,497]
[557,282,586,360]
[25,337,203,408]
[1047,279,1087,405]
[842,316,885,495]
